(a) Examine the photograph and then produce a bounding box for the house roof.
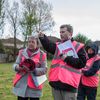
[1,38,23,49]
[1,38,23,44]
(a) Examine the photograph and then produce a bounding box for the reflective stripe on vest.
[74,42,80,52]
[49,41,84,88]
[13,49,45,90]
[51,63,81,74]
[73,41,84,52]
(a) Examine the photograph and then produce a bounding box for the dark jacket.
[82,43,100,77]
[39,35,87,92]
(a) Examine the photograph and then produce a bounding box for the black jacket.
[39,35,87,92]
[82,43,100,77]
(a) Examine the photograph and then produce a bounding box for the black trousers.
[77,85,97,100]
[18,96,39,100]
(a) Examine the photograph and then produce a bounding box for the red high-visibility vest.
[49,41,84,88]
[82,55,100,87]
[13,49,46,90]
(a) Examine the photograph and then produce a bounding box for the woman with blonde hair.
[12,35,47,100]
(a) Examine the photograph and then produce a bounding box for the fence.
[0,53,14,63]
[0,53,8,63]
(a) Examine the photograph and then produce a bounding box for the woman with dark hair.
[77,42,100,100]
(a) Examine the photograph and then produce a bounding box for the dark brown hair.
[60,24,73,33]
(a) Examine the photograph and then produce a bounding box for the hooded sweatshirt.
[83,42,100,77]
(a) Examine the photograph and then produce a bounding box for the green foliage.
[20,9,39,47]
[20,0,55,47]
[0,40,5,53]
[20,12,38,36]
[4,48,13,55]
[47,53,53,60]
[0,61,53,100]
[73,33,92,47]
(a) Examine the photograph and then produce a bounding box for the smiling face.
[60,27,72,42]
[27,37,38,50]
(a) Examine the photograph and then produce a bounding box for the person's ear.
[67,32,72,39]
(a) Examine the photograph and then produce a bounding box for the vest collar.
[22,48,40,58]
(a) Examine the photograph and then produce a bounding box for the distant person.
[77,42,100,100]
[38,24,87,100]
[12,35,47,100]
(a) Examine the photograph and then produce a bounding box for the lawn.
[0,61,100,100]
[0,61,53,100]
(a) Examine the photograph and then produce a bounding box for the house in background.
[0,36,59,62]
[1,38,23,49]
[0,38,24,63]
[0,37,100,63]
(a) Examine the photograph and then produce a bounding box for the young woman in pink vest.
[77,42,100,100]
[38,24,87,100]
[12,36,47,100]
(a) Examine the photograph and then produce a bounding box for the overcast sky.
[3,0,100,41]
[45,0,100,41]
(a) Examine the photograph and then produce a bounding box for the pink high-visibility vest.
[49,41,84,88]
[82,55,100,87]
[13,49,46,90]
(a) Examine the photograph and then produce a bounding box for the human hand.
[15,65,25,72]
[59,52,74,60]
[16,65,33,73]
[59,53,67,60]
[37,31,45,37]
[19,59,36,72]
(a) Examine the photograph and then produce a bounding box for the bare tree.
[35,0,55,32]
[0,0,5,36]
[20,0,55,47]
[6,1,19,60]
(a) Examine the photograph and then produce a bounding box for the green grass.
[0,61,53,100]
[0,61,100,100]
